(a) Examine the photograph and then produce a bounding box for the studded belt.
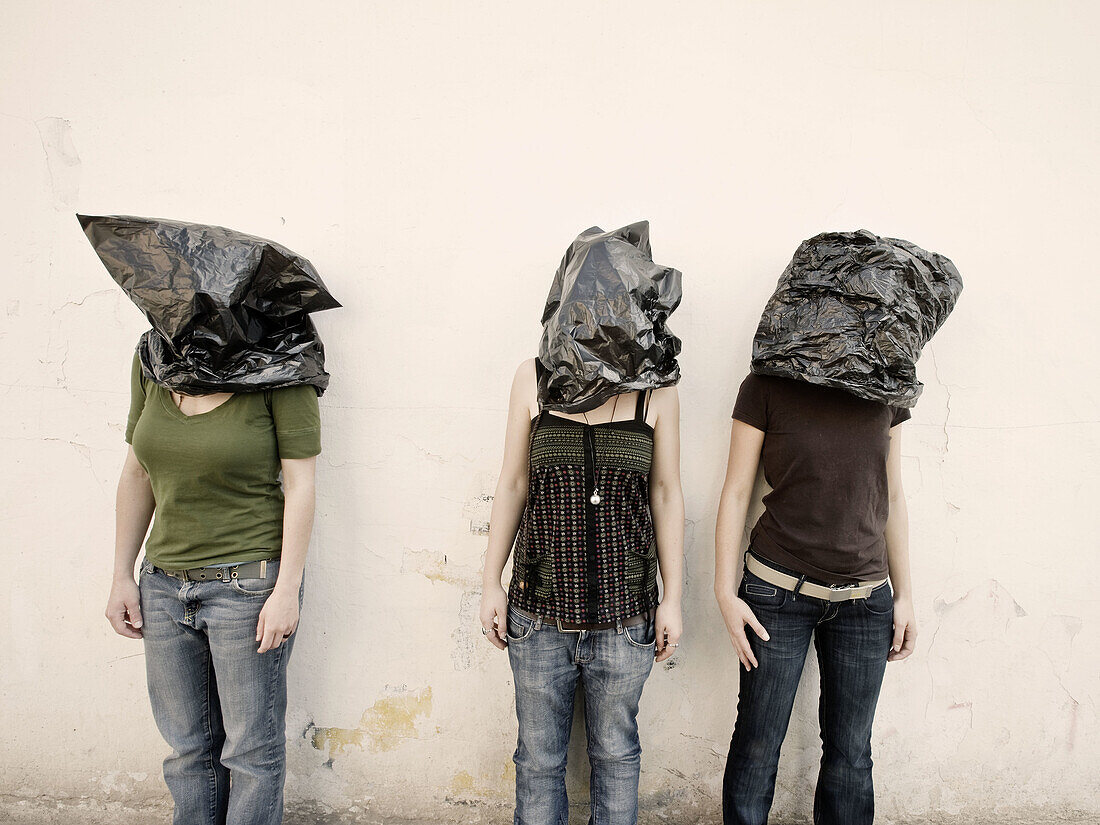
[155,559,274,583]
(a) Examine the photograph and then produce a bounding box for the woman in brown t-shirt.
[713,372,917,825]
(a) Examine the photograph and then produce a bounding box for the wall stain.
[402,548,478,587]
[446,763,515,806]
[305,687,433,763]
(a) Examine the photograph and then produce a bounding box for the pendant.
[590,490,601,505]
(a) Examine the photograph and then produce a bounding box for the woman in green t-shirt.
[105,353,321,825]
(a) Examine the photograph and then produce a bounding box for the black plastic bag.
[79,214,341,395]
[751,230,962,408]
[537,221,682,413]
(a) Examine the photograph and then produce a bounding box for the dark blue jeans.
[139,559,299,825]
[723,557,894,825]
[507,606,656,825]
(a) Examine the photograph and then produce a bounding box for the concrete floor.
[1,798,1097,825]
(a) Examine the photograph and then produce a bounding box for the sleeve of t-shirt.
[270,384,322,459]
[731,373,768,432]
[124,352,148,444]
[890,405,912,427]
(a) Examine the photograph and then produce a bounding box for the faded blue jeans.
[139,558,298,825]
[723,554,894,825]
[506,606,656,825]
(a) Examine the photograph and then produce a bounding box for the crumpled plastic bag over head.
[79,214,341,395]
[537,221,682,413]
[751,230,962,408]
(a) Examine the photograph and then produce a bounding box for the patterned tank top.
[508,390,659,623]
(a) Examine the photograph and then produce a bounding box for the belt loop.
[792,574,807,601]
[533,615,543,631]
[616,618,623,634]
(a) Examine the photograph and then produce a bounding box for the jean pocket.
[739,569,787,609]
[623,617,656,649]
[229,577,277,597]
[506,607,536,643]
[860,581,894,615]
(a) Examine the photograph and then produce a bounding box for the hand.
[888,596,917,662]
[479,583,509,650]
[256,586,300,653]
[716,588,770,670]
[106,577,144,639]
[654,600,682,662]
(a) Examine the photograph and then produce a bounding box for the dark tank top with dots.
[508,389,659,623]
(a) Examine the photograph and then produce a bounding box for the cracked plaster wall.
[1,2,1097,822]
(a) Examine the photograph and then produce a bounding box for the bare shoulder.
[510,358,539,417]
[649,385,680,416]
[513,358,537,385]
[645,385,680,429]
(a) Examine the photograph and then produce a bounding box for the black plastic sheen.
[79,214,340,395]
[537,222,682,414]
[751,230,962,408]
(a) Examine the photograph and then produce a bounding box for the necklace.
[580,394,619,506]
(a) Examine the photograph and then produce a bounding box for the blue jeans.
[506,606,656,825]
[723,556,894,825]
[139,559,298,825]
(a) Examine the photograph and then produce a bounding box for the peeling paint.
[305,687,433,760]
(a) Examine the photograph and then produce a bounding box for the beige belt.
[745,553,888,602]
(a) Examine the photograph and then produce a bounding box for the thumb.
[127,597,143,629]
[892,621,905,653]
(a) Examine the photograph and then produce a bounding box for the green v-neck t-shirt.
[124,353,322,570]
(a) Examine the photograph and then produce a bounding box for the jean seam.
[817,633,828,825]
[266,642,285,823]
[202,647,218,825]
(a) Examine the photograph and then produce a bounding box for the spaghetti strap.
[634,389,649,423]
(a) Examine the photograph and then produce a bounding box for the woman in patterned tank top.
[480,359,685,825]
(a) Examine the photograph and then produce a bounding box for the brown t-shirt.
[732,373,910,584]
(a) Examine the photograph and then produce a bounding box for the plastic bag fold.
[537,221,682,413]
[751,230,962,408]
[79,214,340,395]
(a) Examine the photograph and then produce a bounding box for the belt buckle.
[555,619,584,633]
[828,582,860,601]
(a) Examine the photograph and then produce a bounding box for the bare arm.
[479,359,537,649]
[713,420,770,669]
[714,421,765,597]
[648,386,685,662]
[884,425,916,661]
[105,447,155,638]
[256,456,316,653]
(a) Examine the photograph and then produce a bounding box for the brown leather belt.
[512,606,652,633]
[155,559,273,583]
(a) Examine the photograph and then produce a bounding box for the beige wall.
[1,2,1097,822]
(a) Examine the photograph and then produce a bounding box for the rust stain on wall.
[402,548,478,586]
[307,687,433,760]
